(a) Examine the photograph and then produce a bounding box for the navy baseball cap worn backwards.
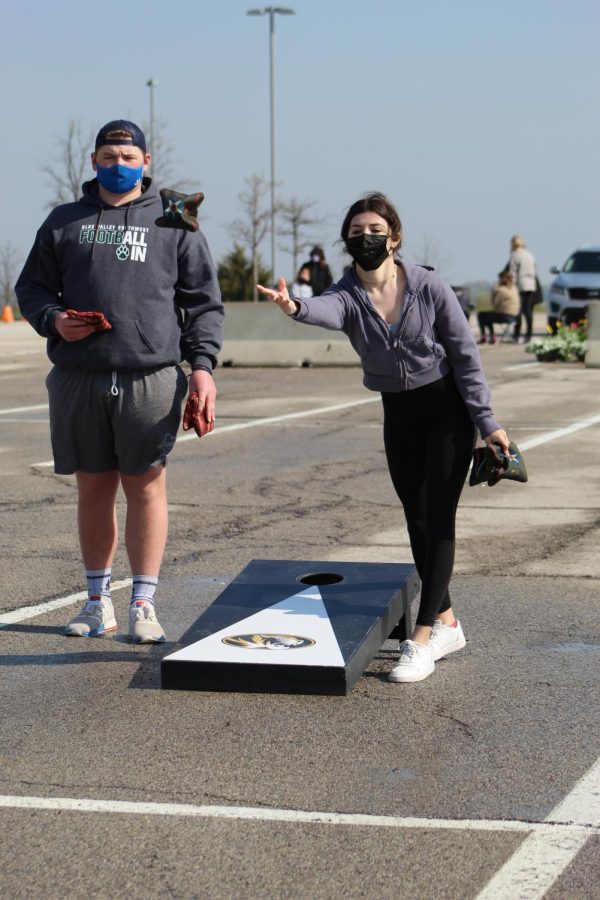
[95,120,147,153]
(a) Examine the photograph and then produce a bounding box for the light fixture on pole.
[146,78,158,172]
[246,7,295,283]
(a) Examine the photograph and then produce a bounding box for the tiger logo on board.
[222,633,315,650]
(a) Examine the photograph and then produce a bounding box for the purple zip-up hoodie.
[292,259,500,438]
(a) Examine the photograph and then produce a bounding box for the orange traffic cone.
[1,304,15,323]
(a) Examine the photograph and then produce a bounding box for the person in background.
[477,270,520,344]
[451,285,472,320]
[257,192,510,685]
[15,119,223,644]
[301,245,333,296]
[508,235,537,342]
[290,265,314,300]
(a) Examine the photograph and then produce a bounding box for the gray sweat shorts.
[46,366,188,475]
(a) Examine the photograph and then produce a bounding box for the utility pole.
[246,7,295,282]
[146,78,158,172]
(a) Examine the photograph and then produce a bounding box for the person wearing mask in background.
[508,235,537,343]
[290,265,314,300]
[301,245,333,296]
[257,192,510,684]
[16,119,223,644]
[477,270,520,344]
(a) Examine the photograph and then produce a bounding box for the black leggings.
[514,291,535,340]
[382,374,475,627]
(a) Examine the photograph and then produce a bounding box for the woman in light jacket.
[508,235,537,342]
[258,192,509,684]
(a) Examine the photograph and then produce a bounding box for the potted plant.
[525,319,587,363]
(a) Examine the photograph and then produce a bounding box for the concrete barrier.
[585,303,600,368]
[221,302,359,367]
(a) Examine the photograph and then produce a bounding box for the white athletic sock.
[131,576,158,605]
[86,568,112,601]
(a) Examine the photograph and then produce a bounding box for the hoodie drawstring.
[91,200,134,260]
[110,371,119,397]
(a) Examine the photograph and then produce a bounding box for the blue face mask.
[96,162,144,194]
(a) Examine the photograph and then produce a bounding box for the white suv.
[546,245,600,329]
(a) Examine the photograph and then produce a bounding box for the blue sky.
[2,0,599,284]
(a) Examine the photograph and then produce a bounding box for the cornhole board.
[161,559,419,696]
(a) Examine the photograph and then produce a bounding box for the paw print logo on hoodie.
[116,245,130,261]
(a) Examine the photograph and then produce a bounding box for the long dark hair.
[340,193,403,251]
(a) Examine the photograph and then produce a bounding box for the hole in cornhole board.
[298,572,344,586]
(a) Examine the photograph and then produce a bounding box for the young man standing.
[16,119,223,643]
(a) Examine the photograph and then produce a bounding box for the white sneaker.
[128,600,165,644]
[429,619,466,661]
[65,597,117,637]
[388,640,435,683]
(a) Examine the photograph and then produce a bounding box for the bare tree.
[411,233,453,278]
[229,175,273,302]
[278,196,323,277]
[42,119,95,206]
[0,242,21,308]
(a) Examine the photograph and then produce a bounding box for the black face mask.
[345,233,390,271]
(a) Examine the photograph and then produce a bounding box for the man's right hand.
[54,311,103,342]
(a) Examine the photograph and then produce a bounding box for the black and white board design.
[161,559,419,695]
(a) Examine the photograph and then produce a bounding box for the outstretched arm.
[257,277,347,331]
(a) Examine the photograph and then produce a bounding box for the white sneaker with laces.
[388,640,435,683]
[65,597,117,637]
[128,600,165,644]
[428,619,466,661]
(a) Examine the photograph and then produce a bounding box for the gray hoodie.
[15,178,223,373]
[292,260,500,437]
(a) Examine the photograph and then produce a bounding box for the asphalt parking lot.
[0,319,598,899]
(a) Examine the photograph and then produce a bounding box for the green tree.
[218,244,271,303]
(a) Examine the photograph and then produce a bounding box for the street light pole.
[268,10,276,283]
[247,7,295,283]
[146,78,158,172]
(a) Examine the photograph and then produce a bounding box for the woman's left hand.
[484,428,510,456]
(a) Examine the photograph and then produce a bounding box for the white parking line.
[476,757,600,898]
[502,362,542,372]
[0,403,49,416]
[0,793,597,837]
[176,396,379,444]
[29,397,379,467]
[0,580,132,628]
[26,403,600,470]
[0,364,31,373]
[4,350,45,357]
[518,412,600,451]
[0,576,229,627]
